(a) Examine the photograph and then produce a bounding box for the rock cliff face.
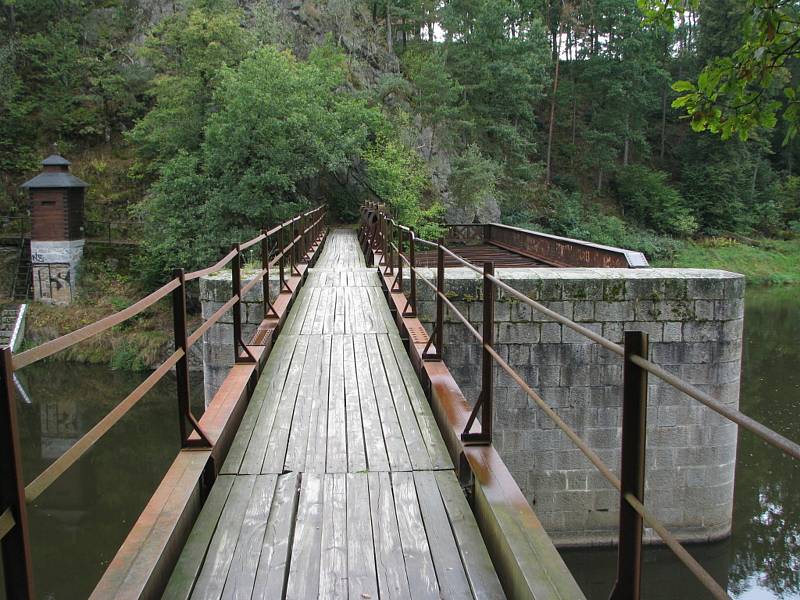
[140,0,492,222]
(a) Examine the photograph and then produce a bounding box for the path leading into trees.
[163,229,507,599]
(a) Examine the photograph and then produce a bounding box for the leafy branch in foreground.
[641,0,800,142]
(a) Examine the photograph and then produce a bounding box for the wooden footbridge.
[2,205,799,600]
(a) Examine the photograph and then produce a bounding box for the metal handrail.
[0,205,328,599]
[360,202,791,600]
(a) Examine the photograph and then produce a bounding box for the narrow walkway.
[164,229,506,600]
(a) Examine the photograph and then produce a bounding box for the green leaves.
[135,42,393,281]
[651,0,800,143]
[672,80,696,93]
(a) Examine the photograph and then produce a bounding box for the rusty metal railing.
[444,222,649,268]
[0,205,327,598]
[359,202,800,600]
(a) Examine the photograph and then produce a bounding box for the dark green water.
[562,286,800,599]
[4,363,203,600]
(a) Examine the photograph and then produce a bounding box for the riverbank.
[15,244,184,370]
[653,237,800,285]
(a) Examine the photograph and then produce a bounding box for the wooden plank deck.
[165,229,506,599]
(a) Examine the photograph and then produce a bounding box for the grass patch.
[653,237,800,285]
[21,244,194,370]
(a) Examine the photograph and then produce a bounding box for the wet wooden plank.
[319,474,347,599]
[283,335,323,471]
[251,472,300,600]
[387,334,453,470]
[434,471,506,600]
[282,286,313,334]
[413,471,474,599]
[220,475,278,600]
[347,473,379,600]
[369,472,412,600]
[326,335,347,473]
[392,472,440,600]
[343,335,367,472]
[221,334,296,474]
[300,288,322,335]
[375,334,432,471]
[285,473,324,599]
[163,476,235,600]
[368,285,396,331]
[353,334,390,471]
[304,334,332,473]
[191,476,257,600]
[240,336,308,474]
[260,335,311,473]
[333,287,346,334]
[365,334,411,471]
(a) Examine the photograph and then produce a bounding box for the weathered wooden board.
[164,230,507,600]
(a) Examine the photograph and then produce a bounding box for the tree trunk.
[545,52,560,186]
[386,2,393,54]
[571,97,577,145]
[597,168,603,193]
[402,16,406,49]
[660,85,667,160]
[623,114,630,166]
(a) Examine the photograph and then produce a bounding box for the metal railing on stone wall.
[359,202,800,600]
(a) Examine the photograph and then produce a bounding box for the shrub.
[613,165,697,236]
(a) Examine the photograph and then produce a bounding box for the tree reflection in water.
[727,286,800,598]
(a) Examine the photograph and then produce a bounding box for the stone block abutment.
[411,267,744,546]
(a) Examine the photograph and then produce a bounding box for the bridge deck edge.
[378,265,587,600]
[88,231,329,600]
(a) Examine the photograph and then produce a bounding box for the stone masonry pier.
[200,271,282,405]
[411,267,744,546]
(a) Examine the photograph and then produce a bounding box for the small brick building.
[21,154,88,304]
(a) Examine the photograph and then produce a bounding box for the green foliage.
[127,3,253,173]
[362,132,445,240]
[135,44,388,282]
[643,0,800,142]
[438,0,550,184]
[448,144,499,213]
[654,237,800,285]
[527,187,683,262]
[402,46,464,144]
[133,152,213,283]
[613,165,697,236]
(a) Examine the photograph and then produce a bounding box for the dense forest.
[1,0,799,283]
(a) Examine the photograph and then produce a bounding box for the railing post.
[300,213,306,259]
[422,238,445,361]
[395,228,403,291]
[387,221,394,276]
[404,230,417,316]
[609,330,649,600]
[279,226,288,292]
[435,239,444,355]
[461,261,494,445]
[171,268,191,445]
[293,222,301,274]
[0,348,35,599]
[378,212,385,265]
[171,269,211,447]
[261,230,274,319]
[231,244,247,363]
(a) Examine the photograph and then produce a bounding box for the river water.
[2,286,798,599]
[3,365,203,600]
